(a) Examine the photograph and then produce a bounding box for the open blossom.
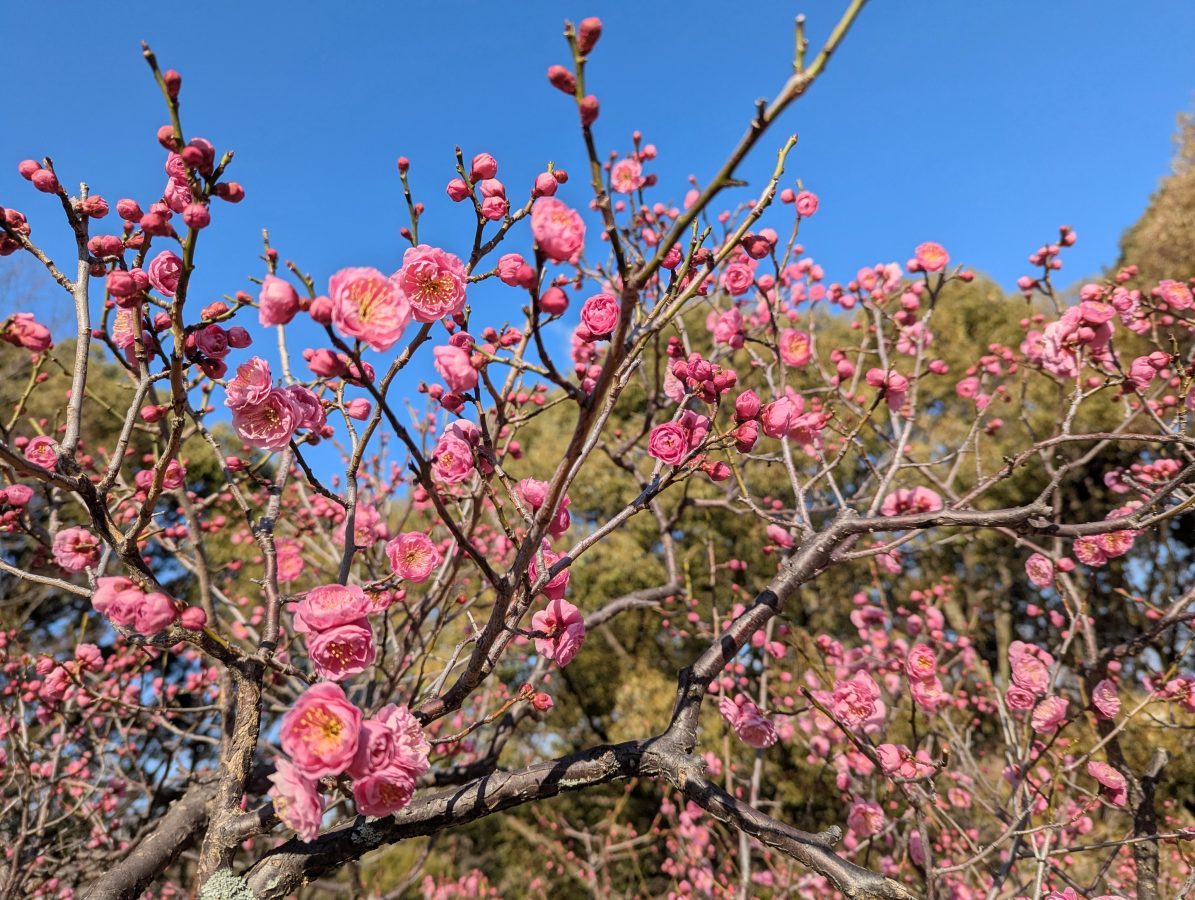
[1024,553,1054,588]
[24,435,58,471]
[386,532,442,583]
[778,328,812,367]
[349,703,430,780]
[295,583,371,633]
[1010,653,1050,695]
[647,422,689,466]
[915,241,949,272]
[515,477,571,537]
[258,274,300,327]
[909,676,948,711]
[528,541,570,601]
[719,694,777,749]
[1030,695,1068,732]
[880,486,942,517]
[431,434,474,484]
[875,743,935,780]
[531,197,585,262]
[225,357,273,410]
[232,387,297,450]
[904,644,937,681]
[610,157,644,193]
[397,244,468,323]
[831,673,881,728]
[866,367,909,412]
[847,801,885,838]
[721,259,755,296]
[52,526,100,572]
[2,313,52,351]
[308,620,376,681]
[1086,760,1127,806]
[433,344,478,392]
[531,596,586,666]
[279,682,362,779]
[352,765,416,817]
[1091,678,1120,719]
[579,293,619,338]
[330,267,412,351]
[269,759,325,842]
[286,384,326,432]
[147,250,183,297]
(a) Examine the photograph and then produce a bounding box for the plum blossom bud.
[579,95,600,126]
[470,153,498,181]
[226,326,251,348]
[183,202,210,229]
[116,198,143,221]
[577,16,603,54]
[17,160,39,179]
[547,65,576,95]
[540,287,568,315]
[163,69,182,98]
[396,156,410,172]
[140,405,165,423]
[734,390,761,421]
[309,295,334,324]
[180,606,207,630]
[345,398,372,420]
[157,125,179,150]
[533,171,558,197]
[214,182,245,203]
[480,196,508,221]
[31,169,59,193]
[79,196,109,218]
[445,178,470,202]
[532,692,554,711]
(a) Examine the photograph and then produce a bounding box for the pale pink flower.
[718,694,777,749]
[433,344,478,393]
[610,158,644,194]
[915,241,949,272]
[880,486,943,517]
[431,434,474,484]
[2,313,52,351]
[232,388,297,450]
[24,435,58,471]
[1154,278,1193,310]
[52,526,99,572]
[904,645,937,682]
[396,245,468,323]
[294,583,372,633]
[1086,760,1127,806]
[330,267,412,351]
[286,385,326,432]
[276,539,306,583]
[135,591,179,635]
[258,274,300,327]
[909,676,947,712]
[1030,695,1068,732]
[1091,679,1120,719]
[224,357,274,410]
[846,800,885,838]
[348,703,430,779]
[1025,553,1054,588]
[386,532,442,583]
[1010,654,1050,696]
[352,765,416,817]
[279,682,362,779]
[778,328,812,367]
[1073,536,1107,567]
[831,673,881,728]
[269,759,325,842]
[530,197,585,263]
[531,596,586,666]
[308,620,376,681]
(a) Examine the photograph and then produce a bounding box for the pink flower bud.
[577,17,603,54]
[470,153,498,181]
[345,398,372,420]
[309,295,334,325]
[533,171,558,197]
[397,156,410,172]
[226,326,251,348]
[446,178,470,202]
[157,125,179,150]
[180,606,207,630]
[163,69,182,98]
[547,65,576,95]
[182,202,210,229]
[17,160,39,180]
[579,95,600,127]
[540,287,569,315]
[532,692,554,711]
[214,182,245,203]
[31,169,59,193]
[116,198,143,221]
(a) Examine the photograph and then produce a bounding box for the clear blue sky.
[2,0,1193,427]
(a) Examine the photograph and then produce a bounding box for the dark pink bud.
[577,17,603,54]
[31,169,59,193]
[179,606,207,630]
[532,692,554,711]
[446,178,470,202]
[226,326,251,348]
[540,287,569,315]
[116,198,143,221]
[734,420,759,453]
[79,196,109,218]
[156,125,179,150]
[547,65,576,95]
[579,95,600,127]
[309,295,334,325]
[163,69,182,98]
[397,156,410,172]
[182,203,210,229]
[470,152,498,181]
[17,159,40,180]
[533,171,558,198]
[214,182,245,203]
[140,405,165,423]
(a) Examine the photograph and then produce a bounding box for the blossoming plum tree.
[2,3,1194,898]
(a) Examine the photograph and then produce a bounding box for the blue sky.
[2,0,1193,451]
